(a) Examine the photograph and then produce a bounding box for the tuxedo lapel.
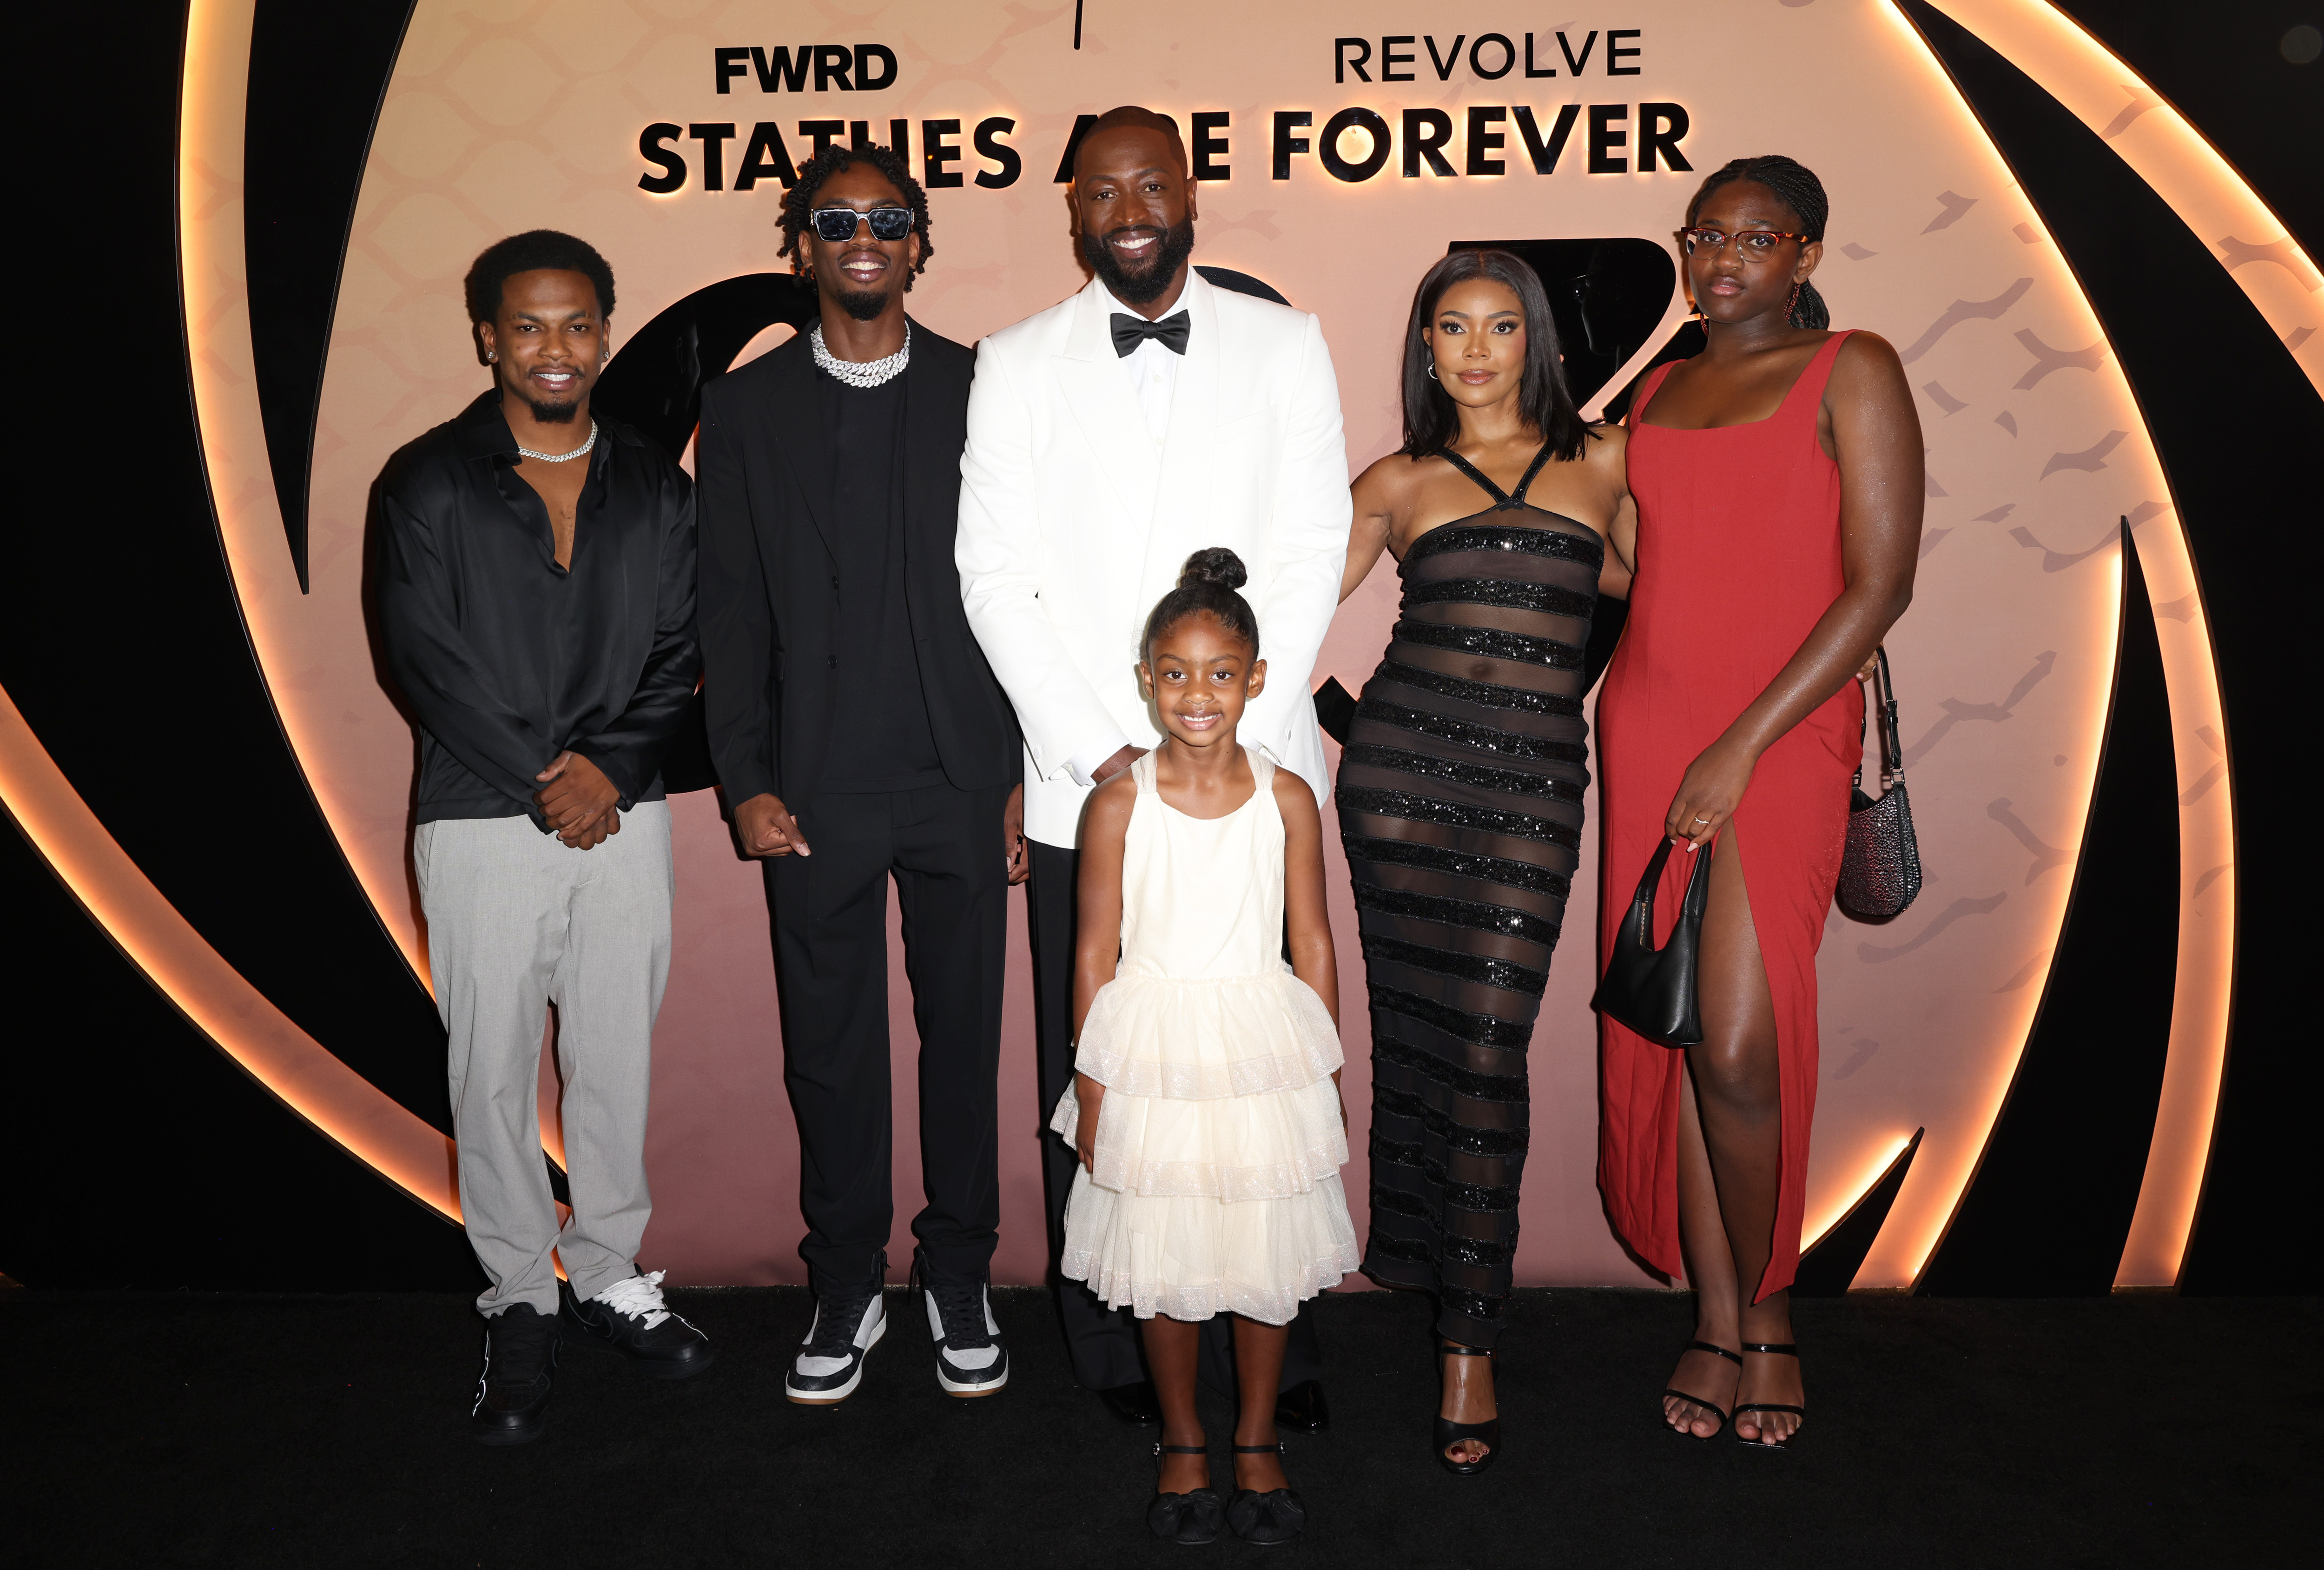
[1054,281,1163,527]
[763,340,837,563]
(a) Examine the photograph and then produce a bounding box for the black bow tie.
[1110,311,1190,358]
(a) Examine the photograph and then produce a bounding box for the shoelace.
[925,1279,994,1350]
[593,1269,672,1329]
[805,1286,880,1357]
[487,1311,555,1383]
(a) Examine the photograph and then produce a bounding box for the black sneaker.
[471,1303,556,1445]
[559,1270,715,1380]
[916,1258,1008,1398]
[786,1268,887,1405]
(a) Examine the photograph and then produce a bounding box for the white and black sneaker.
[786,1270,887,1405]
[917,1259,1008,1398]
[559,1270,714,1380]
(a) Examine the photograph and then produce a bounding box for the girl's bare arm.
[1069,772,1137,1169]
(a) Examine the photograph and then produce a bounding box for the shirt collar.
[454,388,625,471]
[1094,272,1191,328]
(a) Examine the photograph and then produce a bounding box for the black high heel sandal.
[1226,1440,1306,1545]
[1663,1339,1741,1439]
[1435,1343,1501,1476]
[1146,1442,1224,1545]
[1734,1342,1805,1451]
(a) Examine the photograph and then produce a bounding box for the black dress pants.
[766,783,1010,1297]
[1027,839,1325,1395]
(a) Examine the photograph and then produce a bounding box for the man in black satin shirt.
[373,230,713,1446]
[696,144,1023,1407]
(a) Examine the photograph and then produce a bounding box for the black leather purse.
[1594,836,1712,1047]
[1837,647,1925,921]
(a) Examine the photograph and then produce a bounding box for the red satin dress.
[1596,331,1864,1302]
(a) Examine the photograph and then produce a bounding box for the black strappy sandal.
[1663,1339,1741,1439]
[1146,1442,1224,1545]
[1435,1343,1501,1476]
[1226,1440,1307,1545]
[1734,1342,1805,1451]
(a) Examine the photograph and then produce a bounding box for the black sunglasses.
[809,205,914,243]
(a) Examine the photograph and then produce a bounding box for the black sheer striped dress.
[1337,444,1601,1350]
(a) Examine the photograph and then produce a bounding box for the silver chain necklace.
[515,420,598,464]
[811,323,910,388]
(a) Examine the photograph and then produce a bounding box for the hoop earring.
[1426,361,1439,381]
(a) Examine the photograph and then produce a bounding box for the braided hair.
[1142,548,1260,662]
[777,141,934,286]
[1686,155,1831,330]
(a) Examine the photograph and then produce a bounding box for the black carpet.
[10,1286,2311,1568]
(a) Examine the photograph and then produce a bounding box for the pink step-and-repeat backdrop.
[174,0,2272,1292]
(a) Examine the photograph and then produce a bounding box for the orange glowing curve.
[1927,0,2320,396]
[0,685,462,1222]
[1884,0,2243,1293]
[1802,1132,1920,1259]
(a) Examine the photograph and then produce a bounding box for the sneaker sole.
[936,1364,1009,1398]
[786,1313,886,1405]
[558,1320,720,1381]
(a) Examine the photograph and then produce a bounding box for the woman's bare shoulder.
[1832,328,1907,379]
[1354,449,1439,499]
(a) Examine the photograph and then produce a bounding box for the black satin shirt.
[373,392,700,827]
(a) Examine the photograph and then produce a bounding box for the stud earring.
[486,351,497,362]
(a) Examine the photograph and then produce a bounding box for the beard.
[1081,216,1197,305]
[515,389,582,424]
[832,281,891,322]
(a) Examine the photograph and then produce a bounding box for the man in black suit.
[696,143,1023,1406]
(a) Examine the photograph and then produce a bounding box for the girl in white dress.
[1052,549,1360,1547]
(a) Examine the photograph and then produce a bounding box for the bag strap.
[1873,647,1905,788]
[1854,646,1907,790]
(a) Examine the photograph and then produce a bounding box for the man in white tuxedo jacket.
[956,108,1350,1425]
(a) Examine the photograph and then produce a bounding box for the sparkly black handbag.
[1837,647,1924,921]
[1594,835,1712,1048]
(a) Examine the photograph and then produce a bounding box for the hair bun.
[1179,547,1248,592]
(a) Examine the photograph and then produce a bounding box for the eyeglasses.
[809,205,914,242]
[1676,227,1811,261]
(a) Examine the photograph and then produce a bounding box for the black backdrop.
[3,0,2315,1293]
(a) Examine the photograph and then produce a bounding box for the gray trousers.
[415,802,673,1316]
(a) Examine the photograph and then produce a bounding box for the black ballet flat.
[1663,1339,1741,1440]
[1147,1442,1224,1545]
[1227,1441,1307,1545]
[1435,1343,1501,1476]
[1734,1341,1805,1451]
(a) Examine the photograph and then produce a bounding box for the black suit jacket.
[696,322,1018,811]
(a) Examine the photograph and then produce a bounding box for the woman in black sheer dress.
[1337,250,1635,1473]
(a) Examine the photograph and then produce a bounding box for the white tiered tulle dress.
[1051,749,1360,1325]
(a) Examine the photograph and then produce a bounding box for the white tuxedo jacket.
[957,270,1352,848]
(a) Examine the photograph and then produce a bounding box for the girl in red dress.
[1596,157,1923,1449]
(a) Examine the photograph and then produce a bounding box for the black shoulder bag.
[1594,836,1712,1048]
[1837,647,1924,921]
